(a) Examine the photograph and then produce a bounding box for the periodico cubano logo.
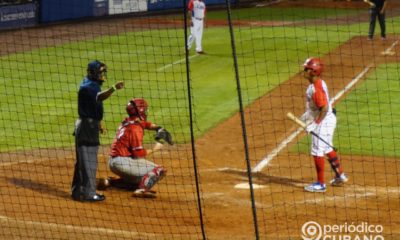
[302,221,323,240]
[301,221,384,240]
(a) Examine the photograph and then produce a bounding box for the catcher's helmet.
[126,98,148,120]
[303,57,323,76]
[87,60,107,81]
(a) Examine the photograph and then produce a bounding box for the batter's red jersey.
[311,79,329,108]
[110,118,153,158]
[306,78,333,123]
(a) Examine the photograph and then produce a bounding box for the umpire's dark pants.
[71,118,100,199]
[368,8,386,39]
[72,146,99,198]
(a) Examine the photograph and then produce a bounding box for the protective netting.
[0,0,399,239]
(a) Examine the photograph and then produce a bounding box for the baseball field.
[1,0,400,239]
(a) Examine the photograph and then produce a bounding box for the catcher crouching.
[98,98,173,198]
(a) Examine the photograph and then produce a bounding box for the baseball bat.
[286,112,306,128]
[286,112,337,151]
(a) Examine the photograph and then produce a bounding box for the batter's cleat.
[132,189,157,198]
[196,51,205,54]
[304,182,326,193]
[330,173,348,186]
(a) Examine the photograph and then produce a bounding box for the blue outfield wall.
[0,3,37,30]
[148,0,236,11]
[0,0,232,27]
[40,0,108,23]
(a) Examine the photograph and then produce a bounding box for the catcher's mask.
[87,60,107,82]
[303,57,323,76]
[126,98,148,120]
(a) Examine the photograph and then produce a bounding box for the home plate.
[234,183,265,189]
[381,50,395,56]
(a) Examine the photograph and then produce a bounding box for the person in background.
[364,0,388,40]
[187,0,206,54]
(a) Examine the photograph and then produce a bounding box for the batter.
[302,57,348,193]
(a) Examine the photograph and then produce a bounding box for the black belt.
[80,117,100,122]
[195,17,203,21]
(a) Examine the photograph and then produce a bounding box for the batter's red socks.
[313,156,325,184]
[327,150,343,177]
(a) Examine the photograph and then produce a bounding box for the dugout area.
[1,0,400,239]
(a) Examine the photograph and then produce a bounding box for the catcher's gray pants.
[108,157,158,185]
[72,145,99,198]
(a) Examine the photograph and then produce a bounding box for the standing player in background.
[71,60,124,202]
[187,0,206,54]
[98,98,173,198]
[302,57,348,193]
[364,0,387,40]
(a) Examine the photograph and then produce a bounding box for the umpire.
[71,60,124,202]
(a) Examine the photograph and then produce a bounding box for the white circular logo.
[302,221,322,240]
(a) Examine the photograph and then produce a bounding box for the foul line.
[383,40,399,54]
[207,185,398,209]
[0,215,164,238]
[251,63,374,173]
[157,55,198,72]
[0,158,47,167]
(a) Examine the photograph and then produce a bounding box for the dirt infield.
[1,1,400,239]
[197,35,400,238]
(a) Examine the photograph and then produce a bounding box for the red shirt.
[188,0,206,18]
[110,118,152,158]
[312,79,328,109]
[188,0,194,11]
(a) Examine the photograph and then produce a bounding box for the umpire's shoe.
[71,193,82,201]
[82,194,105,202]
[73,193,105,202]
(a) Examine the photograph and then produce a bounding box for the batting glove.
[305,121,319,134]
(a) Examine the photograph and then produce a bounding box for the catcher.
[98,98,173,198]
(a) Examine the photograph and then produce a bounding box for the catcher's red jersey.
[110,118,152,158]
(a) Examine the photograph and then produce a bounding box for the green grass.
[0,7,400,154]
[293,64,400,157]
[207,7,363,21]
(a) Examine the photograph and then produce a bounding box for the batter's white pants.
[311,113,337,157]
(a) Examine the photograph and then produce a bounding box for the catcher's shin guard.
[138,166,166,191]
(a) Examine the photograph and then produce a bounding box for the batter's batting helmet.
[303,57,323,76]
[87,60,107,81]
[126,98,148,120]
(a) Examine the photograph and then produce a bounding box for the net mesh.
[0,0,399,239]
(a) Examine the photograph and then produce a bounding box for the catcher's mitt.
[155,128,173,145]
